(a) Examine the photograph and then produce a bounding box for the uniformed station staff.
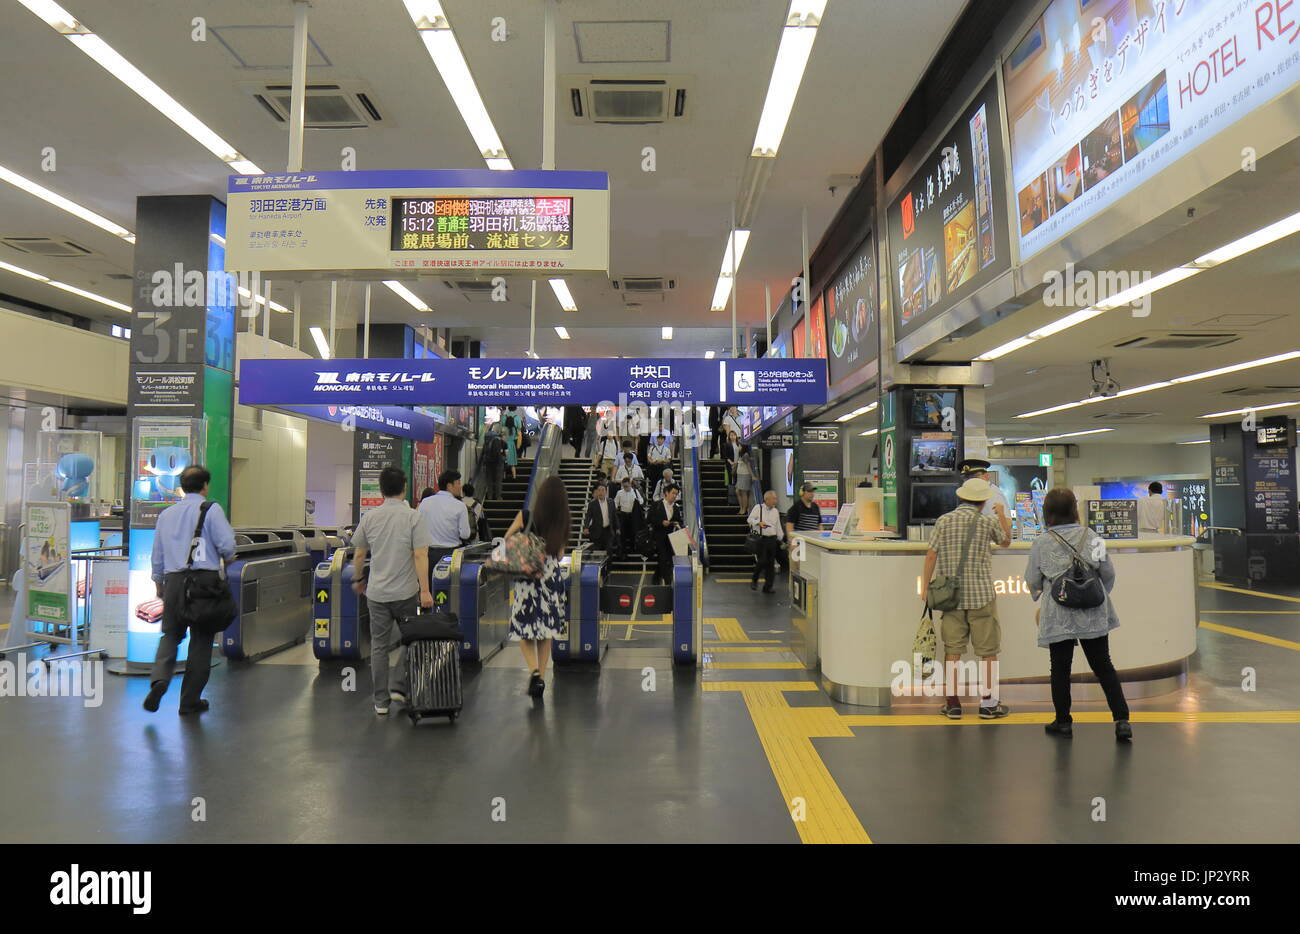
[958,458,1010,525]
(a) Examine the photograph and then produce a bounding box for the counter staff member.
[786,482,823,537]
[418,469,472,588]
[143,465,236,716]
[1137,481,1167,536]
[352,466,434,716]
[957,458,1010,525]
[921,477,1012,721]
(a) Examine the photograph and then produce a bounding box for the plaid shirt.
[927,504,1003,609]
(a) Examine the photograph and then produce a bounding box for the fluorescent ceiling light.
[403,0,512,170]
[1017,351,1300,418]
[709,229,751,311]
[0,165,135,243]
[15,3,262,174]
[1192,210,1300,267]
[309,327,331,360]
[1010,428,1115,444]
[383,280,430,311]
[549,278,577,312]
[705,351,715,359]
[237,286,289,314]
[1177,439,1210,445]
[0,257,130,311]
[1092,266,1199,310]
[974,336,1037,362]
[553,325,570,340]
[1199,401,1300,419]
[662,326,673,340]
[859,428,879,437]
[750,2,826,157]
[836,402,878,422]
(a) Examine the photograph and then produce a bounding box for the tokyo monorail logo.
[49,865,151,914]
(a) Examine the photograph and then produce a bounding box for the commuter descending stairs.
[482,458,533,539]
[699,458,751,573]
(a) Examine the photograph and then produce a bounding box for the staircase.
[699,458,752,573]
[558,457,595,547]
[482,459,533,538]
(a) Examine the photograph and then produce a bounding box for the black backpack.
[483,433,504,464]
[1048,528,1107,609]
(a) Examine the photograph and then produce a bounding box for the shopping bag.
[912,606,937,676]
[668,528,691,556]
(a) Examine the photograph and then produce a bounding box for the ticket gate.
[284,526,344,567]
[312,546,370,661]
[222,532,315,661]
[554,546,609,666]
[671,555,704,666]
[446,542,512,665]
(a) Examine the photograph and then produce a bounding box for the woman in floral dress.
[504,475,571,699]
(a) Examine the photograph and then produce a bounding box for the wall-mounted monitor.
[910,390,957,429]
[910,436,958,475]
[911,482,959,522]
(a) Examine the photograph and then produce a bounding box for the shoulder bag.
[926,515,981,612]
[483,530,548,580]
[177,501,239,635]
[1047,528,1107,609]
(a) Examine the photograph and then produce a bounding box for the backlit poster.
[24,502,71,625]
[1004,0,1300,260]
[826,231,879,386]
[792,299,827,361]
[887,77,1009,343]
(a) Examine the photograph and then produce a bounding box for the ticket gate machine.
[445,543,511,665]
[586,552,703,667]
[554,546,609,666]
[222,531,314,661]
[312,546,370,661]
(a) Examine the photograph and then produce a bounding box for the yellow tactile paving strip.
[1199,582,1300,604]
[1199,620,1300,651]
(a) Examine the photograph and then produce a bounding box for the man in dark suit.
[651,484,685,585]
[583,481,619,554]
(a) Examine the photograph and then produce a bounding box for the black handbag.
[1048,528,1107,609]
[743,529,763,554]
[398,611,463,644]
[177,501,238,635]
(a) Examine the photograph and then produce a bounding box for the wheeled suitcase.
[398,612,464,724]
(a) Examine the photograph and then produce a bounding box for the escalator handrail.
[522,422,564,527]
[682,441,708,571]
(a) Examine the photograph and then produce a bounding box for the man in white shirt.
[417,469,471,588]
[1137,481,1167,535]
[614,452,644,493]
[747,489,786,593]
[614,478,643,556]
[646,432,673,492]
[653,468,676,502]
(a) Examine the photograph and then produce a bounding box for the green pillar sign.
[1039,451,1053,468]
[881,392,898,529]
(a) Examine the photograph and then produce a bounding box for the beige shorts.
[940,600,1000,656]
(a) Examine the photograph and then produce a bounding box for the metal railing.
[681,441,708,570]
[522,422,563,523]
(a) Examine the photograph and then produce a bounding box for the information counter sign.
[225,169,608,276]
[238,357,827,407]
[1086,499,1137,539]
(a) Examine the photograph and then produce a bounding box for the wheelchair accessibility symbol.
[733,370,756,392]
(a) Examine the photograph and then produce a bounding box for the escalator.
[699,457,750,572]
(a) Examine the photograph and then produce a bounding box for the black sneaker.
[978,703,1010,720]
[178,699,210,715]
[1044,720,1073,737]
[1115,720,1133,742]
[940,703,962,720]
[142,681,166,713]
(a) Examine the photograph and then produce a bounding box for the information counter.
[789,533,1197,707]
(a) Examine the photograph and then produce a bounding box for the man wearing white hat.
[920,476,1013,720]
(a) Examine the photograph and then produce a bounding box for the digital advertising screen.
[791,297,827,361]
[1003,0,1297,261]
[825,231,878,386]
[910,436,958,475]
[886,77,1009,344]
[909,390,957,429]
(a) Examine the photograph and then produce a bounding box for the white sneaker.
[389,690,408,705]
[374,704,389,716]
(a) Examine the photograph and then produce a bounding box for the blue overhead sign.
[239,358,827,407]
[279,404,438,441]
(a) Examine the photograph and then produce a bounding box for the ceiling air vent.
[1112,332,1239,350]
[440,280,500,302]
[612,277,674,292]
[247,83,382,128]
[2,237,93,257]
[564,75,692,124]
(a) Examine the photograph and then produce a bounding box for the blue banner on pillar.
[238,357,827,406]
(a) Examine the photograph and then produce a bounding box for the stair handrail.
[681,440,709,571]
[522,422,564,527]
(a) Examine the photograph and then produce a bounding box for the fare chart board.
[226,169,608,276]
[238,357,827,407]
[1087,499,1138,539]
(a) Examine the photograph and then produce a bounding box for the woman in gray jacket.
[1025,488,1132,742]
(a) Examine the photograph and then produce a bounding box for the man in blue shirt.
[143,465,236,715]
[417,469,471,590]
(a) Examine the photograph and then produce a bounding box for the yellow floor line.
[713,578,755,583]
[1199,620,1300,651]
[841,710,1300,726]
[705,660,805,670]
[705,682,871,844]
[705,639,782,645]
[703,645,789,653]
[1201,609,1300,614]
[708,617,756,643]
[1199,582,1300,604]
